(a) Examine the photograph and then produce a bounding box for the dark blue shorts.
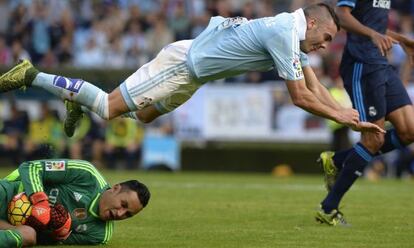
[340,62,412,122]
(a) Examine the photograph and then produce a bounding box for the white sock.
[33,72,109,120]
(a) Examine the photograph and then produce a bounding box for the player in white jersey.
[0,3,383,136]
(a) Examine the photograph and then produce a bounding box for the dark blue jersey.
[338,0,391,64]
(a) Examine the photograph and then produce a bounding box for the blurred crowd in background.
[0,0,413,177]
[0,0,411,82]
[0,99,175,170]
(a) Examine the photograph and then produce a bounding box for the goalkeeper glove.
[28,192,51,229]
[49,204,72,241]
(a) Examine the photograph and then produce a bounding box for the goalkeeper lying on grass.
[0,159,150,247]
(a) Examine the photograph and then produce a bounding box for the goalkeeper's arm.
[0,219,36,247]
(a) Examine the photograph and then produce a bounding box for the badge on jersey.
[293,58,303,79]
[219,17,248,30]
[73,208,87,220]
[45,161,66,171]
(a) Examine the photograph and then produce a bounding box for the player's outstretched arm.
[285,78,358,125]
[336,6,397,56]
[302,66,343,111]
[286,78,386,134]
[0,220,36,247]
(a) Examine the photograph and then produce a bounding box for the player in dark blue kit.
[316,0,414,226]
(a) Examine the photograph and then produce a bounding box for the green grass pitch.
[1,168,413,248]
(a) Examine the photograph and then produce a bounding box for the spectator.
[67,113,105,168]
[74,37,104,68]
[239,1,257,20]
[0,0,10,34]
[24,102,65,160]
[122,21,148,68]
[39,49,58,68]
[1,101,29,164]
[55,35,73,66]
[26,1,52,63]
[0,35,11,66]
[6,3,28,45]
[326,77,352,152]
[104,118,143,170]
[168,0,191,40]
[104,37,126,69]
[145,14,174,59]
[10,39,31,63]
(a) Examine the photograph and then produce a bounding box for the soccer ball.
[8,192,32,226]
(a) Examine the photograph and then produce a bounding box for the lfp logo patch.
[53,76,84,93]
[293,58,303,79]
[45,161,66,171]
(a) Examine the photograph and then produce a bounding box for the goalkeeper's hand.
[27,192,51,229]
[49,204,72,241]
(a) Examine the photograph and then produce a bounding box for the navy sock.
[332,148,353,170]
[321,143,373,213]
[380,129,405,153]
[331,129,406,170]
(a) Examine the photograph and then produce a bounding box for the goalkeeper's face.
[99,184,143,221]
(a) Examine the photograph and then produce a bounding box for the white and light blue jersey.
[187,9,309,83]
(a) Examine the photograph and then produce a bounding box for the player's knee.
[398,131,414,145]
[362,133,385,152]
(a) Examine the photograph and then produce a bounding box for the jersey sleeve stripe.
[103,221,114,244]
[35,162,43,192]
[29,163,35,192]
[67,161,108,188]
[34,162,43,192]
[71,160,107,185]
[68,165,107,189]
[29,162,43,193]
[7,230,22,248]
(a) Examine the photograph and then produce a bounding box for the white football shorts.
[120,39,200,114]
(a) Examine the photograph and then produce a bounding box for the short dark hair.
[304,2,340,31]
[120,180,151,208]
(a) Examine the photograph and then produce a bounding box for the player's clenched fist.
[335,108,359,127]
[27,192,51,229]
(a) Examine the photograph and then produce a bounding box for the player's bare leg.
[65,87,130,137]
[387,105,414,144]
[135,105,163,123]
[108,88,131,119]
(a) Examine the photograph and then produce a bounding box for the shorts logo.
[72,208,87,220]
[293,58,303,79]
[45,161,66,171]
[369,106,377,117]
[53,76,84,93]
[373,0,390,9]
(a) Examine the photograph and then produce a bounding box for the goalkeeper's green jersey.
[3,159,114,245]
